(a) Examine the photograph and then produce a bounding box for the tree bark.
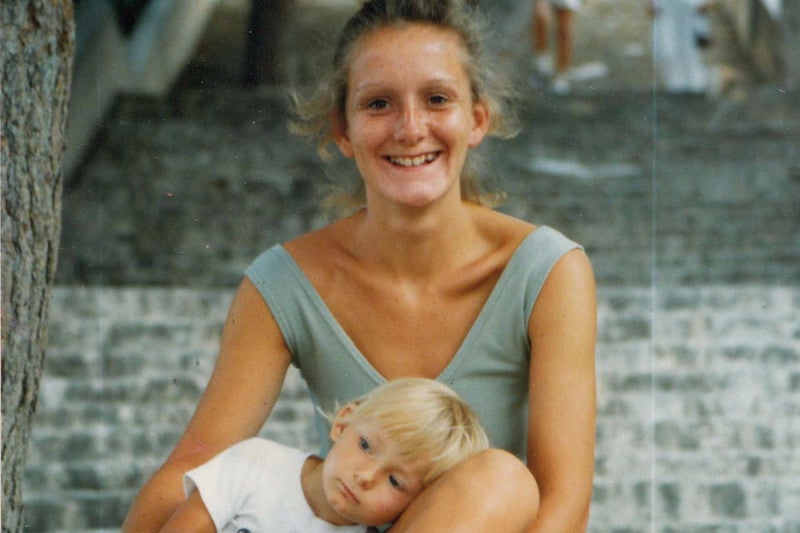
[1,1,75,530]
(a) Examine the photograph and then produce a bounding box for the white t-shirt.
[184,438,367,533]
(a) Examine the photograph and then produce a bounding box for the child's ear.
[329,403,355,441]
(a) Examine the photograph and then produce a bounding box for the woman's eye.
[359,437,370,451]
[366,99,389,110]
[429,94,448,105]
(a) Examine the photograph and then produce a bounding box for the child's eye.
[359,437,370,451]
[388,475,401,489]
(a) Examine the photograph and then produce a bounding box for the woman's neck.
[347,199,483,280]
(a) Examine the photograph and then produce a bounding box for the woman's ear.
[332,111,354,158]
[467,100,490,148]
[330,403,356,441]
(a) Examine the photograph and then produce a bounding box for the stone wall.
[24,285,800,531]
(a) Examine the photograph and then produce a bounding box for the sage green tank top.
[245,226,581,459]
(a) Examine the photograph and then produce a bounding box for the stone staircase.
[56,85,800,288]
[24,283,800,531]
[23,0,800,530]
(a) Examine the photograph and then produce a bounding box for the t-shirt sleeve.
[183,438,265,530]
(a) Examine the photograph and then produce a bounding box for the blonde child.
[159,378,489,532]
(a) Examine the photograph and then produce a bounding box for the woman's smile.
[385,152,440,168]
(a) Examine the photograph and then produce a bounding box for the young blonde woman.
[123,1,596,531]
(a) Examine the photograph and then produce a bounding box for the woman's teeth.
[389,153,437,167]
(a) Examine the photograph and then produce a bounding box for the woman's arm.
[122,278,292,531]
[526,249,597,532]
[158,490,216,533]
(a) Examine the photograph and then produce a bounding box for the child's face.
[322,417,429,526]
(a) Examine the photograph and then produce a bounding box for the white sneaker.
[550,75,571,95]
[535,54,554,77]
[569,62,609,82]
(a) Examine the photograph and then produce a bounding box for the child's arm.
[159,490,216,533]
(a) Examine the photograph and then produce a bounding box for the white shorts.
[536,0,582,11]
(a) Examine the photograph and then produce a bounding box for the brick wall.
[24,284,800,531]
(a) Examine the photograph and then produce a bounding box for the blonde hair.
[339,378,489,486]
[289,0,518,215]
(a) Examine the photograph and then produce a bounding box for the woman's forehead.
[345,25,470,90]
[347,22,468,68]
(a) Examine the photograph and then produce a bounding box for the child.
[159,378,489,532]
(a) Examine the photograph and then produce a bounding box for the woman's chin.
[372,182,460,211]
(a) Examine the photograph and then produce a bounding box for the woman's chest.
[321,271,500,379]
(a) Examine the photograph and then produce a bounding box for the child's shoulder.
[222,438,305,462]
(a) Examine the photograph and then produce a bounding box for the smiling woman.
[123,1,596,532]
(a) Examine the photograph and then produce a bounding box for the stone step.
[25,285,800,531]
[59,86,800,287]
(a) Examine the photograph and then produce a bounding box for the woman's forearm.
[122,464,187,532]
[157,490,216,533]
[526,494,591,533]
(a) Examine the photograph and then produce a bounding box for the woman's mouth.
[386,152,439,168]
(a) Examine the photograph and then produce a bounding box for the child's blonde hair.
[339,378,489,486]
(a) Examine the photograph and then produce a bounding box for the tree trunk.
[1,1,75,530]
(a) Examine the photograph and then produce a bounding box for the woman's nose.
[395,104,426,144]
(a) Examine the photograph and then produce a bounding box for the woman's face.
[334,23,489,210]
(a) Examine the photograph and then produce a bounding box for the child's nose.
[354,463,379,488]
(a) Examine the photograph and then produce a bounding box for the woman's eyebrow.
[352,76,460,92]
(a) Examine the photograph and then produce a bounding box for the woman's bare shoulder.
[281,214,360,289]
[285,212,355,253]
[471,204,538,251]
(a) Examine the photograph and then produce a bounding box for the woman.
[123,1,596,531]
